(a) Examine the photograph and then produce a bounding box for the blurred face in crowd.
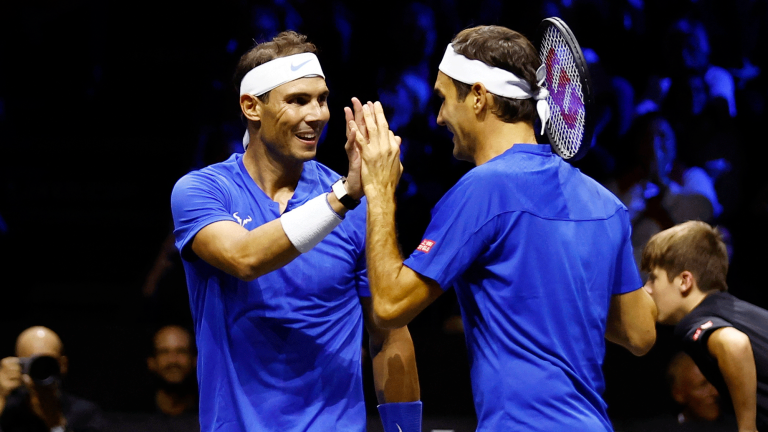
[148,326,195,385]
[16,326,68,377]
[672,354,721,421]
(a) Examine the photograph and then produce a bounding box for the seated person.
[0,326,106,432]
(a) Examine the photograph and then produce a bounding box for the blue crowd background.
[0,0,766,426]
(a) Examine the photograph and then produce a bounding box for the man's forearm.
[365,189,408,319]
[369,327,420,403]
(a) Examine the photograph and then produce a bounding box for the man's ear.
[147,357,157,373]
[240,94,262,123]
[679,270,695,295]
[470,82,490,115]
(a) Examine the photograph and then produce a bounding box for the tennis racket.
[537,17,594,161]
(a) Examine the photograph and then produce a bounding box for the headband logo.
[291,59,312,71]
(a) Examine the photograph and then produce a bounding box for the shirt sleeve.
[614,209,644,295]
[681,315,733,347]
[403,177,492,290]
[170,171,238,260]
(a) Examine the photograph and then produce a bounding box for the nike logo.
[396,424,403,432]
[290,59,311,71]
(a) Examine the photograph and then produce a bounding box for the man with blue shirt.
[349,25,657,431]
[170,31,420,432]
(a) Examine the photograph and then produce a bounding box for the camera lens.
[27,356,61,386]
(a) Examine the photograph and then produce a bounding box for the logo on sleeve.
[416,239,436,253]
[233,212,253,227]
[692,320,714,341]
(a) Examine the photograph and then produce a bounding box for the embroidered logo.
[692,321,713,341]
[233,212,253,227]
[416,239,436,253]
[290,59,311,71]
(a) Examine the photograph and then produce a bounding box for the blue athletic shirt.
[170,153,370,432]
[403,144,642,432]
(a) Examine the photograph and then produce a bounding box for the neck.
[472,118,537,165]
[671,289,711,324]
[242,139,303,203]
[155,388,195,416]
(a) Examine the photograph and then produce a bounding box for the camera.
[19,355,61,386]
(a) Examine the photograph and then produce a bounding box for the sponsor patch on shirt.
[692,320,714,341]
[416,239,436,253]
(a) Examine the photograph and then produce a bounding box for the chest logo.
[416,239,436,253]
[233,212,253,227]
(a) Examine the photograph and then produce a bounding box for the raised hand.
[0,356,22,398]
[350,101,403,199]
[342,97,371,200]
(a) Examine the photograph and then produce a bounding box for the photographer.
[0,326,105,432]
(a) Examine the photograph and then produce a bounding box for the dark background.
[1,0,767,425]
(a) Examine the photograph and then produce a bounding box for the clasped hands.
[343,97,403,201]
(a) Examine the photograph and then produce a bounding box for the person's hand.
[0,357,22,398]
[22,375,66,429]
[351,101,403,199]
[343,98,368,200]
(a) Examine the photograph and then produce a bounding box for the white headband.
[240,52,325,149]
[438,44,550,134]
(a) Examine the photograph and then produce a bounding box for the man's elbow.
[372,300,411,329]
[626,326,657,356]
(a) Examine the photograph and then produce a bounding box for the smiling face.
[254,76,329,164]
[434,71,477,163]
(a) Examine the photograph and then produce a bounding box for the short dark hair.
[449,25,541,125]
[233,30,318,104]
[641,221,728,293]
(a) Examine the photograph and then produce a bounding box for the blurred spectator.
[146,326,197,417]
[0,327,105,432]
[618,351,737,431]
[666,351,734,426]
[604,112,722,268]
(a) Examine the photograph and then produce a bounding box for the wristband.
[378,401,422,432]
[280,193,342,253]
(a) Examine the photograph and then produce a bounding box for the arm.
[191,218,300,281]
[361,298,420,403]
[707,327,758,432]
[353,102,443,328]
[605,288,657,356]
[188,124,362,281]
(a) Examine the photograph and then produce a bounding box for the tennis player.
[171,31,420,432]
[351,25,657,431]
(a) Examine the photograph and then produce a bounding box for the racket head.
[537,17,595,161]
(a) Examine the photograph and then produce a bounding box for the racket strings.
[540,26,587,159]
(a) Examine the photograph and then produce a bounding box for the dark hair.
[450,25,541,125]
[233,31,318,104]
[641,221,728,293]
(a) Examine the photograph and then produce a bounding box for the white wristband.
[280,193,342,253]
